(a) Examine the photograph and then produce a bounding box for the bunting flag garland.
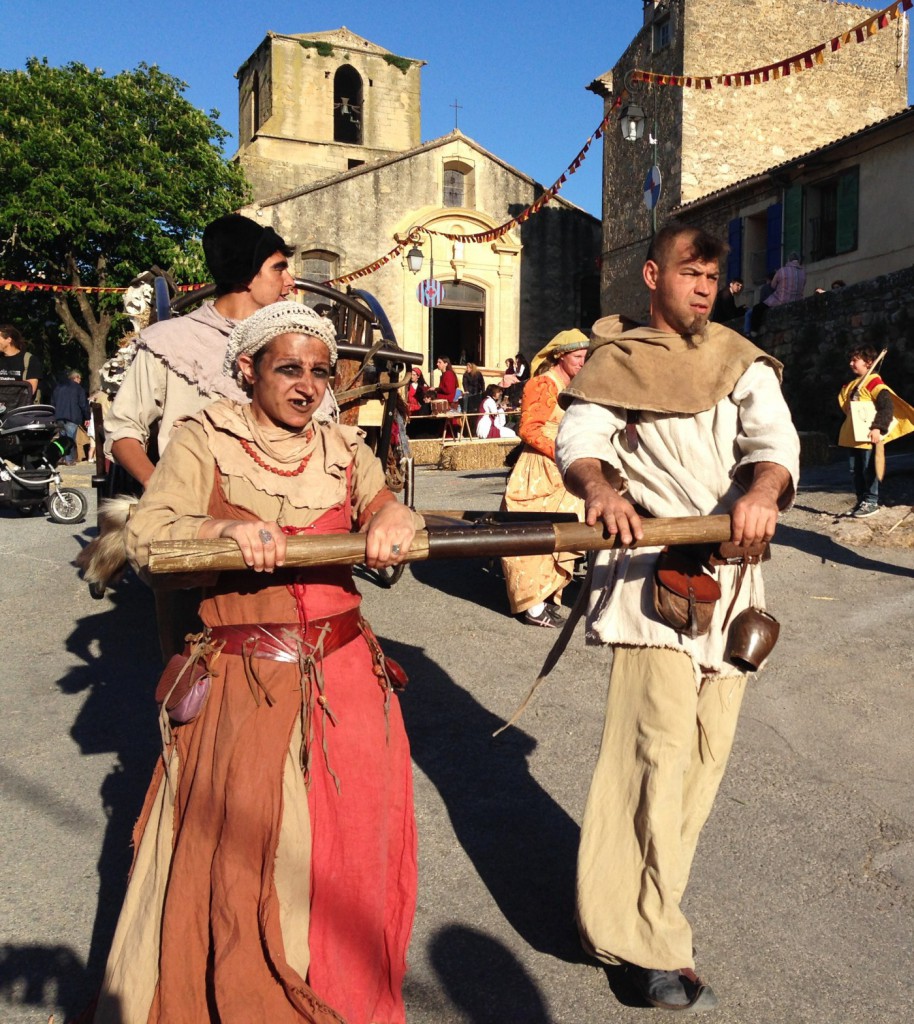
[4,5,909,297]
[318,0,910,287]
[324,239,412,286]
[629,0,911,90]
[326,100,622,287]
[1,279,203,294]
[6,98,621,294]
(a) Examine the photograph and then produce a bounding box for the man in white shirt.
[555,221,800,1012]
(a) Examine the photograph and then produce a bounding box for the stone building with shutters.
[673,104,914,305]
[588,0,909,318]
[233,28,601,375]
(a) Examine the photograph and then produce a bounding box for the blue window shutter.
[766,202,783,275]
[727,217,743,280]
[782,186,803,262]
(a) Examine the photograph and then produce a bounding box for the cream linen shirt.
[555,360,800,679]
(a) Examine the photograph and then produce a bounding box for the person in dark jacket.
[461,362,486,413]
[710,278,744,325]
[52,370,90,463]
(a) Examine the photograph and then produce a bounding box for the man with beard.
[555,222,800,1012]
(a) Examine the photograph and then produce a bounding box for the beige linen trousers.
[576,646,747,970]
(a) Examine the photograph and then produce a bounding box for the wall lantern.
[406,245,424,273]
[619,100,646,142]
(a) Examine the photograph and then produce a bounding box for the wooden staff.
[147,514,733,575]
[874,440,886,481]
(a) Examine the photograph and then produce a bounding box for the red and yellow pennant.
[630,0,911,90]
[1,279,203,294]
[325,102,620,286]
[324,240,411,287]
[5,97,622,294]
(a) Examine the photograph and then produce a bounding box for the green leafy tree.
[0,58,250,388]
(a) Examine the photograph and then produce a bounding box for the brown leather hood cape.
[559,315,783,416]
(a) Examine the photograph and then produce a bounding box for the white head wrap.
[223,301,339,386]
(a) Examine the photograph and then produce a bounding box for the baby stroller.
[0,380,88,523]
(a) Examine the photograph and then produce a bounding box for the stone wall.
[597,0,908,318]
[517,203,603,345]
[681,0,907,204]
[248,135,600,371]
[753,265,914,438]
[598,7,685,320]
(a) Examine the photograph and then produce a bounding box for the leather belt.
[206,608,363,664]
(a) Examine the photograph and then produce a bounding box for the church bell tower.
[235,27,425,203]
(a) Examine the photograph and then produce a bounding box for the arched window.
[443,168,464,207]
[442,160,475,208]
[251,71,261,136]
[333,66,363,145]
[299,250,339,288]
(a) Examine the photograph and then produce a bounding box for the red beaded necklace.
[239,436,312,477]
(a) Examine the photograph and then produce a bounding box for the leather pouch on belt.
[155,652,211,723]
[653,547,722,639]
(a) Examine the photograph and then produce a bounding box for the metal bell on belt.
[728,607,780,671]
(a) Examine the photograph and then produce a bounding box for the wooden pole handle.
[147,514,733,575]
[874,440,886,481]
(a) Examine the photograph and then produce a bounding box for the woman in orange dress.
[93,302,420,1024]
[501,330,589,628]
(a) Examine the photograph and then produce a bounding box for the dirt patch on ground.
[827,509,914,549]
[792,449,914,549]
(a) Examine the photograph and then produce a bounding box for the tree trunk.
[52,253,112,392]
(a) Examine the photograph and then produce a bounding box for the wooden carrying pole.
[147,514,733,575]
[858,348,889,481]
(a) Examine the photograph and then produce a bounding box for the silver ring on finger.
[391,543,401,555]
[258,528,274,544]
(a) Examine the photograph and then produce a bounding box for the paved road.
[1,457,913,1023]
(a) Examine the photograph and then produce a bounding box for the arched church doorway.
[431,280,486,366]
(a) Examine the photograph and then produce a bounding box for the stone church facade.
[233,28,601,373]
[589,0,909,317]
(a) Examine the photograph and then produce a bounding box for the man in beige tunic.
[105,213,295,486]
[555,222,800,1012]
[104,214,295,658]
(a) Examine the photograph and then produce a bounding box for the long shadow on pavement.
[407,558,513,616]
[389,637,586,965]
[773,522,914,578]
[427,925,554,1022]
[0,944,87,1021]
[56,572,161,1016]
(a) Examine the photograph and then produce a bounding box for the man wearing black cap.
[103,214,295,661]
[105,213,295,487]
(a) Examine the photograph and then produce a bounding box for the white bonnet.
[223,301,339,386]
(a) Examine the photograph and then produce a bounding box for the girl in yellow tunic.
[501,330,589,627]
[837,345,914,518]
